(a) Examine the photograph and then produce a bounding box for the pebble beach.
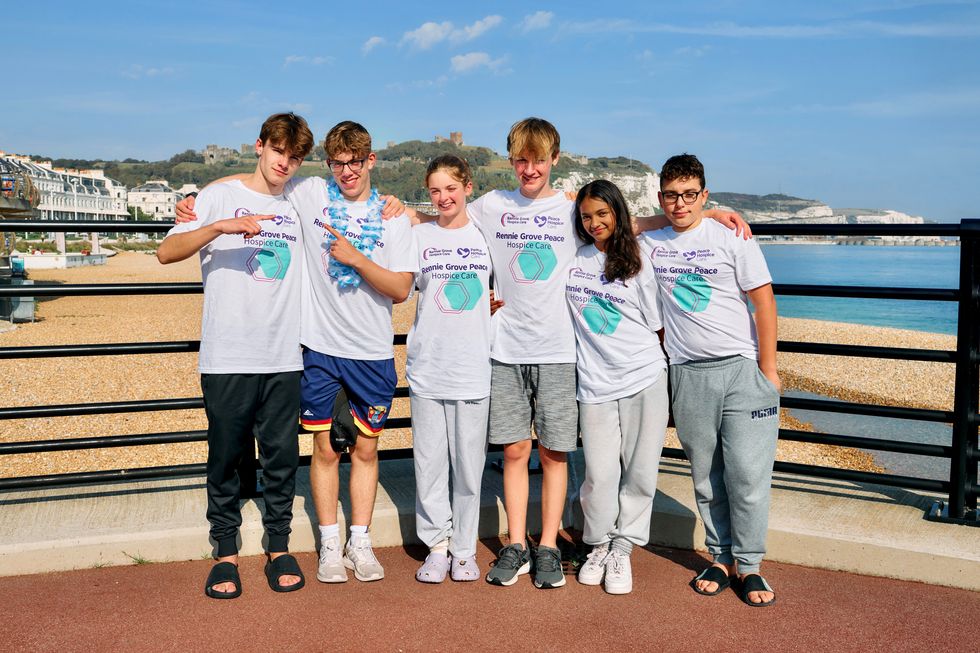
[0,252,956,479]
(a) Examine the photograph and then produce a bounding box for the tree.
[127,206,154,221]
[168,149,204,165]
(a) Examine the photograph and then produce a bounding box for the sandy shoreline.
[0,252,956,479]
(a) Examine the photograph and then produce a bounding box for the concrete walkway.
[2,453,979,651]
[2,453,977,589]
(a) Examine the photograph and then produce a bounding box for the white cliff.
[553,170,662,217]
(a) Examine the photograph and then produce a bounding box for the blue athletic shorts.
[300,349,397,436]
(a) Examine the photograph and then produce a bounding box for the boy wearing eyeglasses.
[287,120,417,585]
[641,153,779,607]
[405,121,749,590]
[175,120,417,584]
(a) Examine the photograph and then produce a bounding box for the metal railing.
[0,219,976,526]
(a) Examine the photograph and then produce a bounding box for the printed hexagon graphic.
[436,274,483,313]
[672,272,711,313]
[509,242,558,284]
[579,296,622,336]
[247,244,290,282]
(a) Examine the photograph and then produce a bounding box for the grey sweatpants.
[669,355,780,574]
[411,394,489,559]
[579,374,669,554]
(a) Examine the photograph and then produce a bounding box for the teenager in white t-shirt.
[174,122,412,584]
[158,113,313,599]
[288,121,417,584]
[565,180,669,595]
[408,155,492,584]
[642,154,779,607]
[405,118,750,590]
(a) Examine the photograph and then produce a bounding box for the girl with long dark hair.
[565,179,669,594]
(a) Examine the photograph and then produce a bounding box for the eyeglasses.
[661,189,703,205]
[327,157,367,173]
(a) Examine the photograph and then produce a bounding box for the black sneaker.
[533,545,566,589]
[485,543,531,586]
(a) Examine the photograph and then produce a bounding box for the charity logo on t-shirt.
[418,244,488,313]
[496,210,568,284]
[566,266,628,336]
[232,207,297,282]
[648,245,720,314]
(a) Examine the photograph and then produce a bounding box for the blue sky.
[3,1,978,221]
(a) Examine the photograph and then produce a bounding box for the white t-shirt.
[467,189,582,364]
[285,176,419,360]
[640,219,773,364]
[165,180,303,374]
[407,221,492,400]
[565,245,666,403]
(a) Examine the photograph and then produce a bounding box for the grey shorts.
[488,361,578,453]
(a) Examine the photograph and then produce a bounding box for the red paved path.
[2,538,977,653]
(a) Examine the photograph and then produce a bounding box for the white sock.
[319,523,340,542]
[430,539,450,556]
[349,524,369,539]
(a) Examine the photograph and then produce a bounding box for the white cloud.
[121,64,175,80]
[402,21,455,49]
[362,36,385,54]
[401,16,503,49]
[519,11,554,32]
[450,52,507,74]
[283,55,333,68]
[451,15,503,43]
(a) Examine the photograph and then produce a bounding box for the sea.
[761,243,962,482]
[762,243,959,335]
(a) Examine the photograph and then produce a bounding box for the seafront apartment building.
[127,180,184,220]
[0,153,129,222]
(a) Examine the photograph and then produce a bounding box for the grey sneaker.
[485,543,531,586]
[316,535,348,583]
[577,543,610,586]
[604,549,632,595]
[533,545,566,589]
[343,534,384,581]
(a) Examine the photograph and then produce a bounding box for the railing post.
[938,219,980,523]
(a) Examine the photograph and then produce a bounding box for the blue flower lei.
[324,178,384,288]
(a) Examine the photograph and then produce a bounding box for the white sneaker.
[603,549,633,595]
[317,535,348,583]
[577,544,609,586]
[344,534,385,581]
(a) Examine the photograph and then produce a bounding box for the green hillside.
[28,139,654,200]
[710,192,821,213]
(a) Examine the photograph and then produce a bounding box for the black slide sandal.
[265,554,306,593]
[740,573,776,607]
[690,566,732,596]
[205,561,242,599]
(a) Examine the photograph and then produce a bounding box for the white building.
[0,154,129,222]
[176,183,200,197]
[127,179,182,220]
